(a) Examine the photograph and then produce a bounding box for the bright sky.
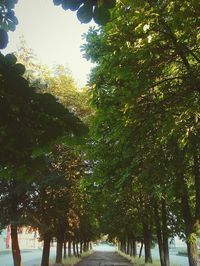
[3,0,95,87]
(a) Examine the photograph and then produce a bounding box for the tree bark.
[11,224,21,266]
[76,241,79,257]
[132,239,137,257]
[83,240,87,252]
[154,204,165,266]
[55,237,63,264]
[143,222,152,263]
[41,234,51,266]
[182,194,198,266]
[139,241,143,258]
[68,240,72,257]
[63,241,67,259]
[162,198,170,266]
[73,240,77,256]
[80,241,83,254]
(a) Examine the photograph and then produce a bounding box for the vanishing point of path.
[75,251,133,266]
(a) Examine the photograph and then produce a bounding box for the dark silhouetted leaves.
[0,29,8,49]
[53,0,62,5]
[4,53,17,66]
[93,6,110,25]
[0,52,88,165]
[77,3,93,23]
[61,0,82,11]
[13,63,26,75]
[54,0,116,25]
[4,0,18,9]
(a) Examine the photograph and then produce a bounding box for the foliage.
[53,0,116,25]
[83,0,200,265]
[0,0,18,49]
[15,39,94,124]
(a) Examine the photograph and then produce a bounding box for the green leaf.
[77,3,93,23]
[93,6,110,25]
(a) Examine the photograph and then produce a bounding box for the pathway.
[75,251,133,266]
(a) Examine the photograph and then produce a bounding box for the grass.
[49,250,93,266]
[177,249,200,256]
[0,250,12,255]
[118,250,179,266]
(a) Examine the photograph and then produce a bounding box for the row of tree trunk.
[41,235,92,266]
[10,224,92,266]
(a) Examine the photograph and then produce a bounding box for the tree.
[0,50,88,266]
[83,1,200,265]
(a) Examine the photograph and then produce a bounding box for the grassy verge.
[0,250,12,255]
[50,250,93,266]
[118,250,179,266]
[178,249,200,256]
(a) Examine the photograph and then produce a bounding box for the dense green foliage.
[83,1,200,265]
[0,1,200,266]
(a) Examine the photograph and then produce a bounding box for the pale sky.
[3,0,95,87]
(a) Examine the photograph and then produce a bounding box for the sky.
[3,0,96,87]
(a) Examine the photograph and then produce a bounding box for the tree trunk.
[132,239,137,257]
[86,241,89,251]
[76,241,79,256]
[68,240,72,257]
[187,240,198,266]
[162,199,170,266]
[55,237,63,264]
[83,240,87,252]
[154,204,165,266]
[127,237,130,255]
[63,241,67,259]
[181,194,198,266]
[139,241,143,258]
[11,224,21,266]
[80,241,83,254]
[143,222,152,263]
[41,235,51,266]
[73,240,77,256]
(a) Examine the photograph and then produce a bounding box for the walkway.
[75,251,133,266]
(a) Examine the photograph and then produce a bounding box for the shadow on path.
[75,251,133,266]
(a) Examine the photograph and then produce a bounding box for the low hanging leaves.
[0,29,8,49]
[93,6,110,25]
[53,0,116,25]
[77,3,93,24]
[0,0,18,49]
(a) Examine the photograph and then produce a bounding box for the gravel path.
[75,251,133,266]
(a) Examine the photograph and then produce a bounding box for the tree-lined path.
[75,251,132,266]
